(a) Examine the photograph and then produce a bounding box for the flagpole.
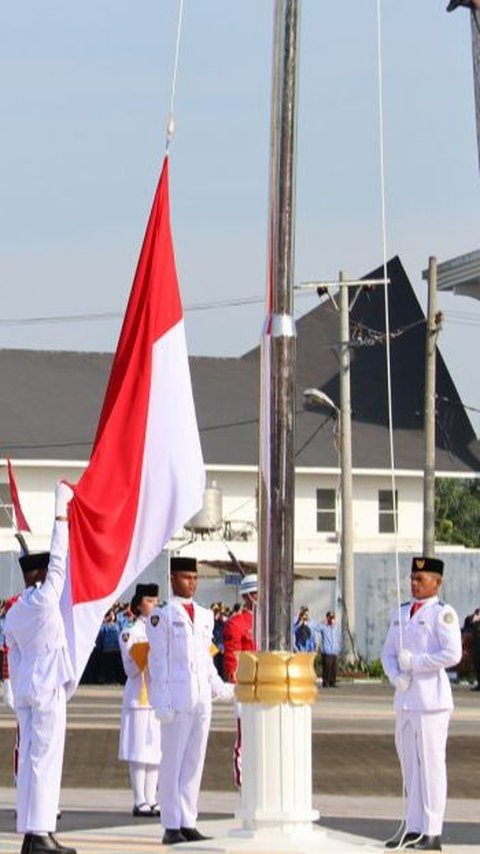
[230,2,379,850]
[236,0,320,837]
[257,0,298,653]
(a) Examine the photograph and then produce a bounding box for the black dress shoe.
[180,827,212,842]
[409,836,442,851]
[48,835,77,854]
[162,829,187,845]
[20,835,76,854]
[133,803,153,817]
[385,831,422,850]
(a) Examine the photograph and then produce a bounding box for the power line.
[0,292,318,328]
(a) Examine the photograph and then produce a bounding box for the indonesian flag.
[62,156,205,683]
[7,460,31,532]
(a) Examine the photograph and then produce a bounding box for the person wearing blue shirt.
[294,608,316,652]
[318,611,341,687]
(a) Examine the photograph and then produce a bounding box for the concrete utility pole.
[339,272,355,661]
[423,257,441,557]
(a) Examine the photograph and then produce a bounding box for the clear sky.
[2,2,480,430]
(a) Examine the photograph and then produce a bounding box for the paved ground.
[1,683,478,852]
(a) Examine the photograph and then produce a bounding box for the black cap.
[130,582,159,613]
[411,556,444,576]
[133,583,159,599]
[19,552,50,574]
[170,556,197,573]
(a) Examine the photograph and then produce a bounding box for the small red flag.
[7,460,31,532]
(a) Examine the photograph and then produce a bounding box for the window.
[316,488,336,533]
[378,489,398,534]
[0,483,13,528]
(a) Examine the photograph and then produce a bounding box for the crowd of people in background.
[2,596,480,690]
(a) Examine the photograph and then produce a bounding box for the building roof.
[1,256,479,474]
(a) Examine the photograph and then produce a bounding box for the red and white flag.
[62,157,205,682]
[7,459,31,532]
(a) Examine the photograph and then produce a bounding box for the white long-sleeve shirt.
[381,595,462,712]
[4,521,75,708]
[147,597,233,715]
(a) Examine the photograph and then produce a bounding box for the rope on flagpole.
[375,0,402,629]
[376,2,409,846]
[165,0,185,153]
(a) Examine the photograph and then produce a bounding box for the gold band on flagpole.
[235,650,317,705]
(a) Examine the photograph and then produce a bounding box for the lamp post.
[303,382,356,663]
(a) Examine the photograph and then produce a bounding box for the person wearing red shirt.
[223,574,257,787]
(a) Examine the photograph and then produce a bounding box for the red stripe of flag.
[68,156,187,605]
[7,460,31,533]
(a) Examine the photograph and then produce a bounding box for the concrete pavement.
[1,682,478,852]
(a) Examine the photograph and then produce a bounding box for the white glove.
[55,481,74,518]
[2,678,15,710]
[393,673,411,694]
[155,709,175,725]
[398,649,413,672]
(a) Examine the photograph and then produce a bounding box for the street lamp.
[303,388,339,414]
[303,385,356,663]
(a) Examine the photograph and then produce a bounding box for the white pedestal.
[175,699,380,852]
[237,702,318,829]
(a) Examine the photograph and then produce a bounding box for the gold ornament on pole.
[235,650,317,705]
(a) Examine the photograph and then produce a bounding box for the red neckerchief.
[410,601,425,618]
[182,603,194,623]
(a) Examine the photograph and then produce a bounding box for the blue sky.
[1,2,480,429]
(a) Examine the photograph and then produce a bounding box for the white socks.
[129,762,158,807]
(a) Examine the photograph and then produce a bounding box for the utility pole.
[423,256,441,556]
[339,272,355,662]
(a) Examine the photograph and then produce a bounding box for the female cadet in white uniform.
[381,556,462,852]
[118,583,161,817]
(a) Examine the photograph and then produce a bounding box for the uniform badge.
[443,612,454,624]
[122,632,129,643]
[150,615,159,627]
[415,559,425,569]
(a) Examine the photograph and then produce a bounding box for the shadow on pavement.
[1,811,478,846]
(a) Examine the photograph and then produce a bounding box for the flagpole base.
[236,702,318,830]
[177,825,380,853]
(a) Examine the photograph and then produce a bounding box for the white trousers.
[158,708,211,830]
[16,688,67,834]
[395,709,451,837]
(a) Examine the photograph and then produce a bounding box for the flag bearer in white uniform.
[147,556,234,846]
[4,483,76,854]
[381,556,462,852]
[118,582,161,816]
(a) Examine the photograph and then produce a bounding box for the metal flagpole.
[231,3,379,850]
[257,0,298,653]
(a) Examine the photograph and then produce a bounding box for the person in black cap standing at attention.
[146,557,234,845]
[118,583,161,817]
[4,483,76,854]
[381,557,462,852]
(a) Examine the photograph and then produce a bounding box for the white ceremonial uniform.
[381,596,462,838]
[147,596,234,831]
[4,521,75,835]
[118,616,161,764]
